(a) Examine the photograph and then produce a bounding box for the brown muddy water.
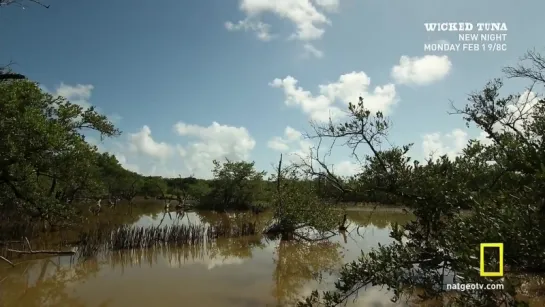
[0,207,418,307]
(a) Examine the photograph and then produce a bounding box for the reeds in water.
[78,221,257,257]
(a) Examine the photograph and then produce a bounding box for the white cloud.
[284,126,303,141]
[391,55,452,85]
[319,72,397,112]
[314,0,340,12]
[291,138,314,163]
[477,131,493,146]
[270,72,397,122]
[225,20,273,41]
[303,43,324,58]
[128,125,173,160]
[267,126,312,166]
[270,76,340,122]
[52,82,94,109]
[174,121,256,178]
[226,0,341,52]
[109,113,123,123]
[267,126,305,152]
[95,121,257,179]
[333,160,360,177]
[422,128,468,160]
[205,257,245,269]
[501,90,540,132]
[113,153,140,173]
[167,254,245,270]
[267,136,290,151]
[176,144,187,157]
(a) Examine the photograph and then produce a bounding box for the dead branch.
[293,97,398,202]
[276,153,282,192]
[306,98,392,173]
[24,237,32,251]
[294,139,349,194]
[27,0,48,8]
[6,237,75,255]
[275,153,283,218]
[293,231,336,242]
[0,0,49,8]
[338,213,348,231]
[0,256,14,267]
[7,249,75,255]
[503,48,545,85]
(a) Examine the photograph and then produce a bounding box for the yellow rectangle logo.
[480,243,503,277]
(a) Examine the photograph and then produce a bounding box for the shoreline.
[342,206,408,212]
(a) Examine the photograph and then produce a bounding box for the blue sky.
[1,0,544,178]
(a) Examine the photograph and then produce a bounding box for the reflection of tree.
[0,201,175,306]
[22,200,166,249]
[107,235,266,269]
[346,211,413,228]
[84,199,164,227]
[195,210,272,233]
[272,240,342,306]
[194,210,232,226]
[0,257,109,307]
[208,236,265,259]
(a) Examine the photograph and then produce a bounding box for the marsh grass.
[77,221,257,257]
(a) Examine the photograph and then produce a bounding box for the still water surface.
[0,209,414,307]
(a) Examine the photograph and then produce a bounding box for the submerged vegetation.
[77,222,258,257]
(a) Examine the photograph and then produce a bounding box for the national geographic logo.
[480,243,504,277]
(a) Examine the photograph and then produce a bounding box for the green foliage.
[268,165,342,237]
[161,176,212,203]
[96,152,127,197]
[141,176,168,199]
[118,173,142,204]
[299,50,545,306]
[200,159,267,210]
[185,179,212,200]
[0,79,119,226]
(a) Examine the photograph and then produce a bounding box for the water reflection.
[273,240,341,306]
[104,235,266,271]
[0,257,103,307]
[0,209,414,307]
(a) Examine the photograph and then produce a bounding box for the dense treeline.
[0,64,515,233]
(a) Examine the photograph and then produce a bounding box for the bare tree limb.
[0,0,49,8]
[0,256,15,267]
[7,249,75,255]
[6,236,75,255]
[503,48,545,85]
[24,237,32,251]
